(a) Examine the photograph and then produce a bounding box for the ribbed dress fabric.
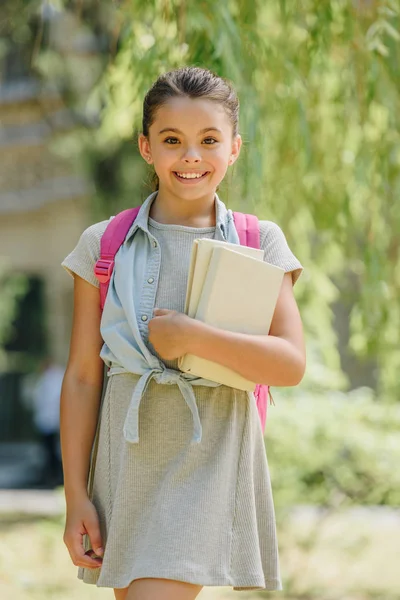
[61,215,303,592]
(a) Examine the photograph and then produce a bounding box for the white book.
[184,238,264,318]
[179,245,285,391]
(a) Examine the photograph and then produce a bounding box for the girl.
[60,66,305,600]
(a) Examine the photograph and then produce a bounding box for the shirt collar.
[124,190,231,242]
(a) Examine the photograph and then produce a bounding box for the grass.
[0,507,399,600]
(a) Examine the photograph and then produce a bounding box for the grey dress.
[61,214,303,592]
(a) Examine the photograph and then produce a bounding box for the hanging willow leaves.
[8,0,400,398]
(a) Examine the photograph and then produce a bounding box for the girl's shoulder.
[257,219,303,285]
[258,219,294,254]
[78,216,114,251]
[61,217,114,288]
[258,219,286,244]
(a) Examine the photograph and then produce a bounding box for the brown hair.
[142,66,239,190]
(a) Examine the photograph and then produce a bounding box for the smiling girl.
[60,67,305,600]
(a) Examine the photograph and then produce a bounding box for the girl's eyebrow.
[158,127,223,135]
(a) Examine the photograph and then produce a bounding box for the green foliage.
[13,0,400,397]
[267,387,400,510]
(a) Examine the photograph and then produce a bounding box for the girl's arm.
[188,273,305,386]
[60,275,105,569]
[150,273,305,386]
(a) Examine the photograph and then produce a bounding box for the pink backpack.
[94,207,272,432]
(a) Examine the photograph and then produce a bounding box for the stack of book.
[178,239,285,390]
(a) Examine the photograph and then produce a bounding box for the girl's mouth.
[173,171,210,184]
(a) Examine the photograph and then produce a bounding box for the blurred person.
[60,66,305,600]
[31,356,64,486]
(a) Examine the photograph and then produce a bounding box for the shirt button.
[147,278,154,284]
[153,241,157,248]
[141,315,148,322]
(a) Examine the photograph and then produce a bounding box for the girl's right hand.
[63,496,104,569]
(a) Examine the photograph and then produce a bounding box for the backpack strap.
[94,206,141,311]
[232,212,260,249]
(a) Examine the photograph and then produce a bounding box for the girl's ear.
[228,134,242,166]
[138,133,153,164]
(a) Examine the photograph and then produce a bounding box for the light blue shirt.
[100,191,241,446]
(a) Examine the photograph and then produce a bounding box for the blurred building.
[0,79,91,364]
[0,8,99,467]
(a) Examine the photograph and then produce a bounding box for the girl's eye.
[163,136,218,145]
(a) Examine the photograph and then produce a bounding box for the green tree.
[6,0,400,398]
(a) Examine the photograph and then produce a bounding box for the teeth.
[176,172,206,179]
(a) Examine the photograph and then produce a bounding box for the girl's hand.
[63,496,104,570]
[148,308,194,360]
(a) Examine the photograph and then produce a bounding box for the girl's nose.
[182,148,201,163]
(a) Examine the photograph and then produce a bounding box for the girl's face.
[139,96,241,202]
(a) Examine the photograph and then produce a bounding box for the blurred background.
[0,1,399,599]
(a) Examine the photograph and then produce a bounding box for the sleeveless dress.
[61,213,303,592]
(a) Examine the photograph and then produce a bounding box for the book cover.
[184,238,263,318]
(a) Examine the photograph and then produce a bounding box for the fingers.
[64,512,104,569]
[153,308,170,316]
[64,529,103,569]
[86,517,104,560]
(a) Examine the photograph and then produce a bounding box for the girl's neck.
[149,188,217,227]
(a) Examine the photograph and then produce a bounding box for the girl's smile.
[173,170,210,183]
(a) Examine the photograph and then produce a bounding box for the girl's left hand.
[148,308,194,361]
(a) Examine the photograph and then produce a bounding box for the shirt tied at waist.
[122,367,203,445]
